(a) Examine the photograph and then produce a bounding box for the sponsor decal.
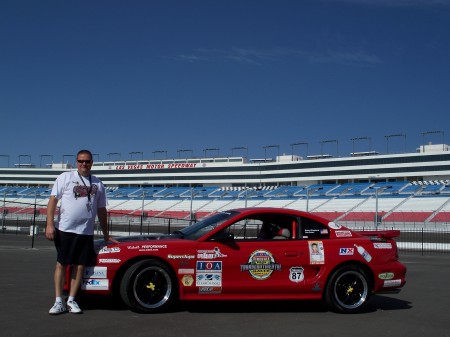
[83,266,107,279]
[98,247,121,254]
[378,272,395,280]
[197,247,227,259]
[196,261,222,287]
[328,222,342,230]
[289,267,305,283]
[373,242,393,249]
[339,248,355,256]
[181,275,194,286]
[168,254,195,260]
[354,244,372,262]
[383,279,402,287]
[98,258,121,264]
[240,250,281,280]
[81,279,109,291]
[335,230,352,237]
[198,287,222,294]
[178,268,195,274]
[127,244,168,252]
[309,241,325,264]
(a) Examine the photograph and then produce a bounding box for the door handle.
[284,251,300,257]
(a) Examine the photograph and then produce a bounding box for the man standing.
[46,149,114,314]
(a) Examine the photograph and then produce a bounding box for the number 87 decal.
[289,266,305,283]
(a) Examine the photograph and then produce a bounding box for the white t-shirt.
[50,171,107,235]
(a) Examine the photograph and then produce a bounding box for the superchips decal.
[168,254,195,259]
[289,267,305,283]
[196,261,222,287]
[240,249,281,280]
[309,241,325,264]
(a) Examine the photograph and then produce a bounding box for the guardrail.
[2,214,449,255]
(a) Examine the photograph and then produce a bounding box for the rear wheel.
[119,259,177,313]
[325,265,371,313]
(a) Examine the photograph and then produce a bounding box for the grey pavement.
[0,234,449,337]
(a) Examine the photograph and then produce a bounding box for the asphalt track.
[1,234,449,337]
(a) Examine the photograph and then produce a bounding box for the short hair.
[76,149,93,161]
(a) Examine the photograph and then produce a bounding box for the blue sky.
[1,0,449,166]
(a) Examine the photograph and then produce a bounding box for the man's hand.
[46,223,55,241]
[104,234,119,244]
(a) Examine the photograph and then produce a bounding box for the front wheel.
[325,265,371,313]
[120,260,177,313]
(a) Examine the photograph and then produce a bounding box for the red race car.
[77,207,406,314]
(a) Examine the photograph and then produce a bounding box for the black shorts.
[54,228,96,266]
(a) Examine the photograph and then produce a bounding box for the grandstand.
[1,181,450,229]
[0,142,449,229]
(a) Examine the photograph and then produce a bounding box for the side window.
[299,217,330,239]
[225,219,261,240]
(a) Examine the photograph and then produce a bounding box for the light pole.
[107,152,121,161]
[1,192,6,231]
[320,139,339,157]
[129,151,144,160]
[140,190,145,234]
[244,187,250,208]
[153,150,168,160]
[0,155,10,168]
[231,146,248,158]
[384,134,406,154]
[62,154,75,166]
[263,145,280,162]
[39,154,53,168]
[306,186,323,212]
[18,154,31,167]
[370,185,392,228]
[203,148,219,158]
[190,188,206,225]
[177,149,193,159]
[350,137,371,156]
[290,142,308,160]
[421,130,445,152]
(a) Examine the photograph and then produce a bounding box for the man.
[46,149,115,315]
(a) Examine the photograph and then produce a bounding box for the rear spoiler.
[353,230,400,240]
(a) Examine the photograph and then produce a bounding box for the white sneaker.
[49,301,66,315]
[67,300,82,314]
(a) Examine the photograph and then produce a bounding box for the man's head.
[76,150,93,176]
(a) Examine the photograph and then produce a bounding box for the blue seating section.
[1,182,448,200]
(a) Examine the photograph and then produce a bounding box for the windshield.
[176,211,238,240]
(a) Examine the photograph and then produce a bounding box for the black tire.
[325,265,371,313]
[119,259,177,313]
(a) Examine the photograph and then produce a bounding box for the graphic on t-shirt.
[73,183,98,199]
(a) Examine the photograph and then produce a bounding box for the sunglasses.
[77,160,92,164]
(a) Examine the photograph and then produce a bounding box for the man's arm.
[45,196,58,241]
[97,207,118,243]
